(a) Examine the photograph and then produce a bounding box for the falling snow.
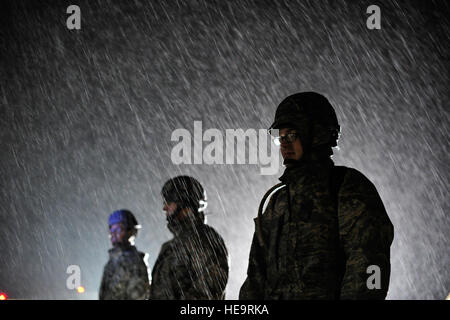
[0,0,449,299]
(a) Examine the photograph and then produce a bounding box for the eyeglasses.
[109,224,124,234]
[272,132,299,146]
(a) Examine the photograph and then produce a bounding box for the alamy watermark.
[67,5,380,31]
[366,5,381,30]
[66,5,81,30]
[66,264,85,293]
[366,264,381,289]
[170,121,280,175]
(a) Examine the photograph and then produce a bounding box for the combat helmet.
[161,176,207,213]
[269,92,340,153]
[108,209,141,230]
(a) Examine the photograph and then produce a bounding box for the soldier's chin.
[166,216,178,226]
[112,239,127,246]
[283,158,299,166]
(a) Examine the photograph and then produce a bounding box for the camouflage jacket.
[149,221,229,300]
[239,159,394,299]
[99,244,150,300]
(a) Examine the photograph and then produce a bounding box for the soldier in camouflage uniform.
[240,92,394,299]
[99,209,150,300]
[149,176,229,299]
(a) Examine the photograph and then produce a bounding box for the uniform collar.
[168,215,205,237]
[279,156,334,184]
[108,243,135,258]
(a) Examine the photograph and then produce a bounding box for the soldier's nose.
[281,139,292,146]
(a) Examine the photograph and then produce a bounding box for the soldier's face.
[279,128,303,160]
[163,201,178,218]
[163,201,190,224]
[109,223,127,245]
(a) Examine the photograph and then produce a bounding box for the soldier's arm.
[338,169,394,299]
[239,227,267,300]
[202,236,229,299]
[178,238,229,300]
[98,267,108,300]
[99,262,128,300]
[100,255,149,300]
[239,191,278,300]
[125,259,150,300]
[149,243,176,299]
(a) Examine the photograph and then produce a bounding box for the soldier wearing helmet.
[149,176,229,299]
[240,92,394,299]
[99,209,150,300]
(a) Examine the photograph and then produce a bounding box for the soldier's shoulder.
[337,166,379,196]
[158,239,175,253]
[259,184,286,218]
[268,184,286,198]
[117,248,148,272]
[131,248,148,263]
[137,250,146,260]
[337,166,391,218]
[118,246,143,262]
[203,224,226,243]
[201,224,228,252]
[203,223,220,235]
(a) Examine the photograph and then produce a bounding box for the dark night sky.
[0,0,449,299]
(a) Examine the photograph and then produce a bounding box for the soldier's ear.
[126,228,136,239]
